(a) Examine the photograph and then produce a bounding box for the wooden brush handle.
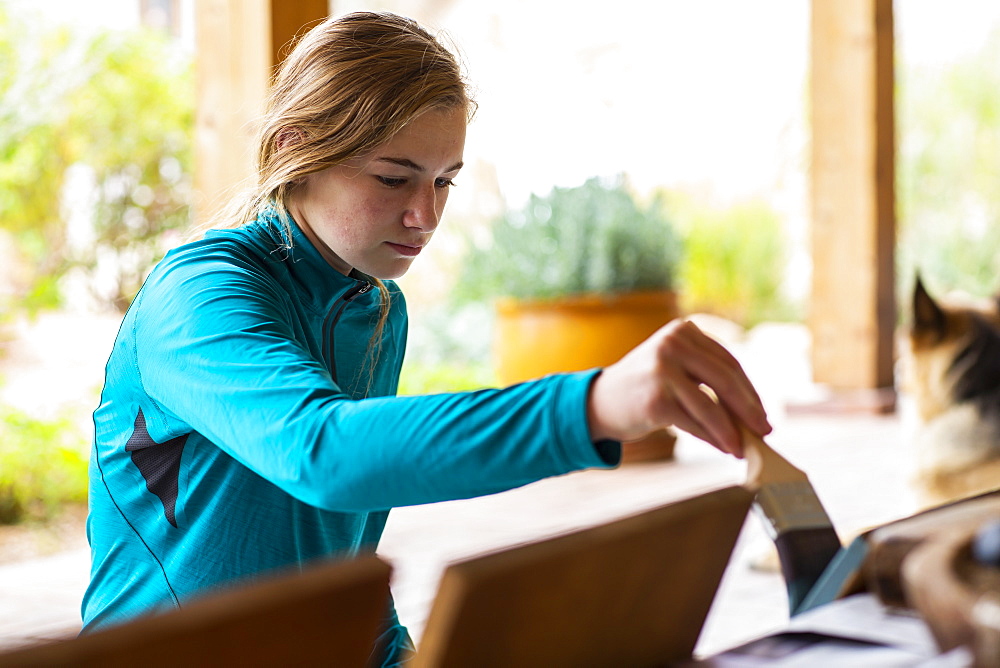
[741,425,806,489]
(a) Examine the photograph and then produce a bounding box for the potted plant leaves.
[457,175,683,461]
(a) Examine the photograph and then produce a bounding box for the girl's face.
[287,107,467,279]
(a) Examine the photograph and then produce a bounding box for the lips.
[386,242,423,257]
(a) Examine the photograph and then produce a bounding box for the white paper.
[785,593,939,656]
[687,594,945,667]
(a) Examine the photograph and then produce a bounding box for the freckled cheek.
[335,198,395,245]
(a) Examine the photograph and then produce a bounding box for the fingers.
[586,317,772,459]
[665,369,743,456]
[650,356,741,456]
[657,320,771,435]
[668,407,729,454]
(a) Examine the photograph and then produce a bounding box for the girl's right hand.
[585,318,771,458]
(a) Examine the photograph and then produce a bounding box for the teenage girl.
[83,12,771,666]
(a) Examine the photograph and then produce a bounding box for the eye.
[435,177,457,189]
[376,176,406,188]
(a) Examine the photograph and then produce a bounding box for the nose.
[403,185,441,231]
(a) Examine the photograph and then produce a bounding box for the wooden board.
[862,490,1000,608]
[809,0,896,391]
[0,555,391,668]
[902,520,1000,662]
[414,485,753,668]
[194,0,328,225]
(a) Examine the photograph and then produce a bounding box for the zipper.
[323,280,374,384]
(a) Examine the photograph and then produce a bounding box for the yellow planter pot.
[494,290,681,463]
[495,290,680,384]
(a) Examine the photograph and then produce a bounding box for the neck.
[287,206,353,276]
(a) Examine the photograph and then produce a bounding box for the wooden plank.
[193,0,329,225]
[0,555,391,667]
[269,0,329,65]
[414,486,752,667]
[809,0,896,392]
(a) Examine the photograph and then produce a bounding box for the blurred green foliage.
[0,7,191,524]
[397,301,498,393]
[455,176,681,303]
[397,360,498,395]
[897,26,1000,299]
[0,407,88,524]
[670,194,798,327]
[0,6,193,314]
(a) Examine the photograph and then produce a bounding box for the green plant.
[397,360,498,395]
[0,407,89,524]
[897,25,1000,299]
[455,176,681,303]
[65,29,193,313]
[0,9,82,314]
[0,6,193,314]
[670,195,798,327]
[397,302,498,393]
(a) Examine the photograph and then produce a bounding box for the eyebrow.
[375,157,464,173]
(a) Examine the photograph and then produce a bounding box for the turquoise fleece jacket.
[83,211,621,665]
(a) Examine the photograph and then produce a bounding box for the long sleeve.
[130,247,619,514]
[84,220,621,636]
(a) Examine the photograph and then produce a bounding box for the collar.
[253,208,376,309]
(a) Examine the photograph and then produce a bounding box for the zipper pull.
[345,281,374,301]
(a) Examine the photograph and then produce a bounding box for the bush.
[0,407,88,524]
[455,176,681,303]
[397,360,498,395]
[671,195,798,327]
[397,302,498,394]
[897,26,1000,298]
[0,6,193,314]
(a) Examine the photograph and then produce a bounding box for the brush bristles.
[754,481,834,537]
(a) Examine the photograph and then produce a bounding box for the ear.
[912,273,947,341]
[276,126,306,151]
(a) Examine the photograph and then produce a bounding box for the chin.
[365,261,413,281]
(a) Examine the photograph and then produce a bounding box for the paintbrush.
[742,427,843,614]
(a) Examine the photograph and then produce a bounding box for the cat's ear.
[913,273,946,341]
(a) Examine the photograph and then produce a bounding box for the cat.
[901,275,1000,506]
[748,275,1000,577]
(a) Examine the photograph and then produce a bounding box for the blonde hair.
[251,12,473,226]
[210,12,474,388]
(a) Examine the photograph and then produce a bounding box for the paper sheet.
[688,594,948,667]
[786,593,938,655]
